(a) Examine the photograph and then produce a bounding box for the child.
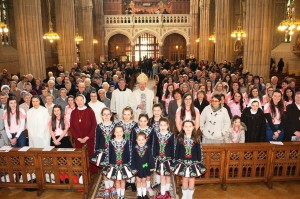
[49,105,72,148]
[153,118,175,198]
[117,107,137,192]
[93,108,116,197]
[148,104,163,189]
[132,132,155,199]
[225,116,246,143]
[172,120,206,199]
[132,114,155,197]
[149,103,163,133]
[103,125,137,199]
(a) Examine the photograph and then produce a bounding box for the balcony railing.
[104,14,191,26]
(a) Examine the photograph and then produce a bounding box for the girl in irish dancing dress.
[172,120,206,199]
[148,103,164,189]
[132,114,155,197]
[131,132,155,199]
[102,125,137,199]
[153,117,175,198]
[92,107,116,197]
[117,107,137,192]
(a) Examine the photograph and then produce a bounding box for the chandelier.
[0,21,8,35]
[231,0,246,40]
[43,0,59,43]
[209,32,216,43]
[231,25,246,40]
[278,0,300,36]
[75,33,83,44]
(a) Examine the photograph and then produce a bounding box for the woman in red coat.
[70,94,97,173]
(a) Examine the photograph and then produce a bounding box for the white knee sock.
[120,189,125,196]
[165,183,170,191]
[142,187,147,196]
[182,188,188,199]
[104,180,110,189]
[131,177,136,183]
[155,174,161,184]
[188,189,195,199]
[137,187,142,196]
[161,185,166,195]
[109,180,114,188]
[117,188,121,196]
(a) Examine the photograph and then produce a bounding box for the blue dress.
[102,139,137,180]
[91,122,115,166]
[131,144,155,178]
[152,131,175,176]
[171,137,206,177]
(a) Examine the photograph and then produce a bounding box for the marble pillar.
[215,0,233,63]
[199,0,211,61]
[243,0,275,80]
[55,0,77,71]
[93,0,105,63]
[77,0,94,64]
[190,0,199,59]
[13,0,46,78]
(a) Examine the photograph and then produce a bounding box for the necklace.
[77,109,86,122]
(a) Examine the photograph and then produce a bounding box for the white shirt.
[88,101,106,124]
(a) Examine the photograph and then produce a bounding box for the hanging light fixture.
[75,32,83,44]
[231,0,246,40]
[43,0,59,43]
[0,21,9,35]
[278,0,300,36]
[209,32,216,43]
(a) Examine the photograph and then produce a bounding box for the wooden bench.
[0,146,90,199]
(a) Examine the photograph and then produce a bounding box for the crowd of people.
[0,57,299,199]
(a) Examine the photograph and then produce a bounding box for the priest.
[110,78,132,122]
[129,73,154,121]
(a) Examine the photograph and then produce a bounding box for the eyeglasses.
[211,100,220,103]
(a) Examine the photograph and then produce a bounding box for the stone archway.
[163,33,187,61]
[108,34,131,61]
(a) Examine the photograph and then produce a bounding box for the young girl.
[225,116,246,143]
[162,84,174,116]
[102,125,137,199]
[93,107,116,197]
[153,118,175,198]
[3,96,26,147]
[227,92,244,117]
[264,90,285,142]
[49,105,73,148]
[149,103,163,133]
[117,107,137,192]
[283,87,295,107]
[132,114,155,196]
[172,120,206,199]
[131,132,155,199]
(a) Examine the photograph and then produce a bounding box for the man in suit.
[0,92,8,109]
[47,80,59,99]
[284,91,300,141]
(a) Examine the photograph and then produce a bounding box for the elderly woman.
[200,94,231,143]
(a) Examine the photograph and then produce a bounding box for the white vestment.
[110,88,132,121]
[27,106,51,148]
[129,88,154,121]
[88,100,106,124]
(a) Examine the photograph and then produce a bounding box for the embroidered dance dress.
[131,144,155,178]
[117,121,137,144]
[149,118,159,133]
[91,122,115,166]
[171,137,206,177]
[152,131,175,176]
[131,126,154,148]
[102,139,137,180]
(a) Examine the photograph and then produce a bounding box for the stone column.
[159,44,164,58]
[214,0,233,63]
[243,0,275,80]
[55,0,77,71]
[13,0,46,78]
[77,0,94,64]
[199,0,211,61]
[131,44,135,63]
[93,0,105,63]
[190,0,199,59]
